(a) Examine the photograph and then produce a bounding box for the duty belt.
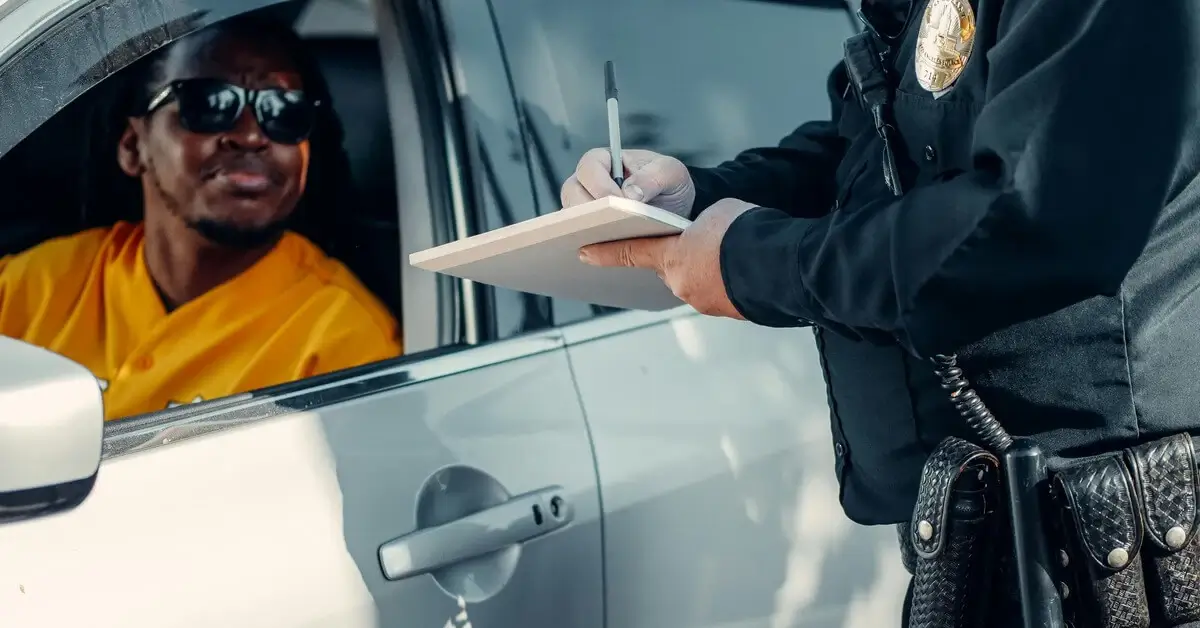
[899,357,1200,628]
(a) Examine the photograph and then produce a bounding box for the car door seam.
[561,343,610,628]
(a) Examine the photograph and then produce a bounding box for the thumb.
[621,155,687,204]
[579,236,672,270]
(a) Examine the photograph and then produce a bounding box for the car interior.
[0,0,405,327]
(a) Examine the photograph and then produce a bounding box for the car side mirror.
[0,336,103,523]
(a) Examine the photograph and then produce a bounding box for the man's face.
[119,30,311,248]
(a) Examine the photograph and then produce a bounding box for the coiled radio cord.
[931,354,1014,453]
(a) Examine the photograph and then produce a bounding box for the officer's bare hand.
[577,198,754,318]
[560,148,697,218]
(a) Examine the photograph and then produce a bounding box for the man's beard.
[148,166,290,250]
[186,217,287,250]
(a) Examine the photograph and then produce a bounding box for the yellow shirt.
[0,222,402,421]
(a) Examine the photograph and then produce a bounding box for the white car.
[0,0,907,625]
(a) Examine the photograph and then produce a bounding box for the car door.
[0,1,603,627]
[0,342,604,628]
[488,0,911,626]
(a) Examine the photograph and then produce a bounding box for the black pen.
[605,60,624,188]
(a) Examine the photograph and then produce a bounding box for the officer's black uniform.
[690,0,1195,523]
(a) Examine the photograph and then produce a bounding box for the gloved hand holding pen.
[560,147,696,219]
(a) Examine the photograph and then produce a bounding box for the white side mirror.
[0,336,103,523]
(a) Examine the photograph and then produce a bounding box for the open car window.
[0,0,421,425]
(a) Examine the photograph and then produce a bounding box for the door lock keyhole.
[531,495,566,526]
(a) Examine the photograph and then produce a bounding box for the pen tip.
[604,61,617,99]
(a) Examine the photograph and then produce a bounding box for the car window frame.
[0,0,548,449]
[430,0,558,345]
[0,0,297,159]
[388,0,477,351]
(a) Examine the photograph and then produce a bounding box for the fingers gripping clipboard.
[408,196,691,311]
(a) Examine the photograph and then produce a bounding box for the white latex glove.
[560,148,697,218]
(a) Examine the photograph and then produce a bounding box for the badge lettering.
[915,0,976,96]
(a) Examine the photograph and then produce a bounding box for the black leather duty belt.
[899,432,1200,628]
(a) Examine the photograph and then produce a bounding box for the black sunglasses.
[143,78,321,145]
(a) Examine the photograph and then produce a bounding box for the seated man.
[0,15,402,420]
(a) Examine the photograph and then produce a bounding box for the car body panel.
[0,339,604,627]
[563,310,908,627]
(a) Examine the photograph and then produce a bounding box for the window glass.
[0,0,407,422]
[438,0,553,341]
[490,0,853,325]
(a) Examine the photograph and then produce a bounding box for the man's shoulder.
[281,231,398,338]
[1,224,135,280]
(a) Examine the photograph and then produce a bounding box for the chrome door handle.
[378,486,573,581]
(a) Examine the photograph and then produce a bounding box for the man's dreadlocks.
[78,12,357,259]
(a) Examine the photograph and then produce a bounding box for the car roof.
[0,0,296,158]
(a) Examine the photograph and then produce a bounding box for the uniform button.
[133,355,154,371]
[923,145,937,161]
[835,442,846,457]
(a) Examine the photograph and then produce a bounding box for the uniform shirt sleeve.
[719,0,1192,358]
[687,61,849,219]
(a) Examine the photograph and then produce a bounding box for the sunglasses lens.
[163,80,315,144]
[174,80,244,134]
[256,89,315,144]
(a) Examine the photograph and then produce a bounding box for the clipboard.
[408,196,691,311]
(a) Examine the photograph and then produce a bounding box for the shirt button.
[835,442,846,457]
[133,355,154,371]
[923,145,937,161]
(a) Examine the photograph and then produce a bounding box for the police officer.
[562,0,1200,626]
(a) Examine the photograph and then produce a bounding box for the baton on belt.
[931,355,1066,628]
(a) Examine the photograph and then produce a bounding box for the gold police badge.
[915,0,976,95]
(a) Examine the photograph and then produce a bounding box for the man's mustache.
[202,153,284,184]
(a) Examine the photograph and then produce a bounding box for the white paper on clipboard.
[408,196,691,311]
